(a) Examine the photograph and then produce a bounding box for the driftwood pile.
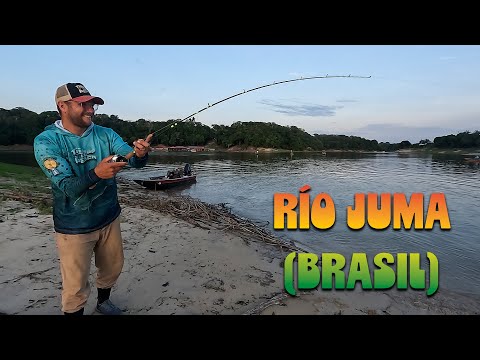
[117,178,301,253]
[1,190,52,208]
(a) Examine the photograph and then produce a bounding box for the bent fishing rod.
[118,74,371,161]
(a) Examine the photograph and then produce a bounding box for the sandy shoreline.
[1,181,480,315]
[0,200,288,315]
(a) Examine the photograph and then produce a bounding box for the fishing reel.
[109,154,128,163]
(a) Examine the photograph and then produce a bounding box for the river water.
[2,150,479,297]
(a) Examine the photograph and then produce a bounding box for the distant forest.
[1,107,479,151]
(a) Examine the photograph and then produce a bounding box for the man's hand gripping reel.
[109,133,153,163]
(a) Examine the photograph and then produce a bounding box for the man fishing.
[33,82,152,315]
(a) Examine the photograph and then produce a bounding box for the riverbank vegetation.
[1,106,479,153]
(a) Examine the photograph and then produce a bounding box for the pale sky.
[1,45,479,143]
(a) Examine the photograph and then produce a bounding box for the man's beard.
[71,112,94,128]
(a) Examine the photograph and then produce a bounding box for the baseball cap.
[55,83,104,105]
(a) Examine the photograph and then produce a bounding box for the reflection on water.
[2,150,480,297]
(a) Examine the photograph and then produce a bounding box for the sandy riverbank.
[1,181,479,315]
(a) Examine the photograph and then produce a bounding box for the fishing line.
[150,74,371,138]
[122,74,371,160]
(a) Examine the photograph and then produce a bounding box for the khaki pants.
[55,216,124,313]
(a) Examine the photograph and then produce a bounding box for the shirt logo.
[43,158,58,170]
[71,148,96,164]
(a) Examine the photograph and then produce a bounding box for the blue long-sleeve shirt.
[34,121,148,234]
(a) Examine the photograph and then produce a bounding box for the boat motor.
[184,163,192,176]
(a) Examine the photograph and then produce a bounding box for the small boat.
[133,164,197,190]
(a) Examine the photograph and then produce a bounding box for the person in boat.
[167,167,184,179]
[33,83,152,316]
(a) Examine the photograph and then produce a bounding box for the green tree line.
[1,107,478,151]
